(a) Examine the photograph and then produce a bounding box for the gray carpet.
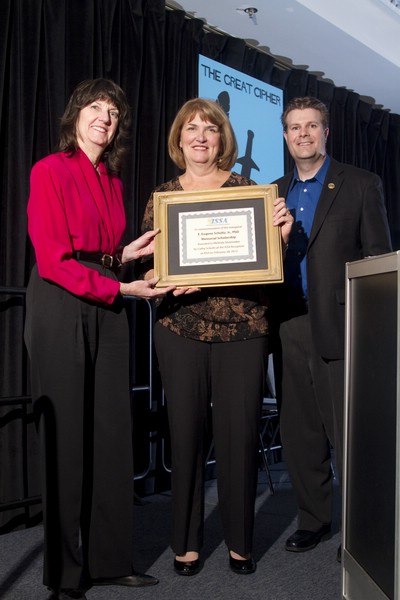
[0,463,342,600]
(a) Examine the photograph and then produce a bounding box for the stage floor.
[0,462,341,600]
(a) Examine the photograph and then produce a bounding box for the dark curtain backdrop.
[1,0,399,530]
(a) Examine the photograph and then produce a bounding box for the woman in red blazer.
[25,79,173,600]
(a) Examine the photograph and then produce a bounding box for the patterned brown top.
[141,172,270,342]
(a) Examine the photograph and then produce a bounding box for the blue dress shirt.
[285,156,330,299]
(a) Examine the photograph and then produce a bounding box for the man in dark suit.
[273,96,392,559]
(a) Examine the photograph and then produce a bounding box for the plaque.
[153,184,283,287]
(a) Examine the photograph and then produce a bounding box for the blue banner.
[198,55,284,183]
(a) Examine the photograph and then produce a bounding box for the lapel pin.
[328,183,335,189]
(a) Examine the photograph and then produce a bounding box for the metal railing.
[0,286,41,519]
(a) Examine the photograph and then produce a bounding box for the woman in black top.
[142,98,293,576]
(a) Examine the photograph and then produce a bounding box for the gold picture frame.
[153,184,283,287]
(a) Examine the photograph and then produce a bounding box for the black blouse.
[141,172,270,343]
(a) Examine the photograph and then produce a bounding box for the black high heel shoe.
[173,558,200,576]
[229,553,256,575]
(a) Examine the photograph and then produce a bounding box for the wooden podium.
[343,251,400,600]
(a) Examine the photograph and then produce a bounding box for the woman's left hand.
[272,197,294,245]
[121,229,161,263]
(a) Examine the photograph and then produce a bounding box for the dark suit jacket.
[273,157,392,359]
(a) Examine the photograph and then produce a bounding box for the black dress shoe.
[337,544,342,563]
[285,524,331,552]
[49,590,87,600]
[92,573,159,587]
[173,558,200,576]
[229,555,256,575]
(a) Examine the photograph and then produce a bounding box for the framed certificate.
[153,184,283,287]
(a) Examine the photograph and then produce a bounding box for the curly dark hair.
[281,96,329,131]
[58,78,131,173]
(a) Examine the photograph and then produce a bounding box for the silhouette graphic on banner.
[201,55,284,182]
[217,91,260,180]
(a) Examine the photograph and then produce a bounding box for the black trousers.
[25,265,134,590]
[154,323,268,556]
[279,313,344,531]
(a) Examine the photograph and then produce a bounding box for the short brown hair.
[168,98,238,170]
[281,96,329,131]
[58,78,131,173]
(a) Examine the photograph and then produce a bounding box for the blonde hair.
[168,98,237,170]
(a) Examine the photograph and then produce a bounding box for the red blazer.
[27,149,125,304]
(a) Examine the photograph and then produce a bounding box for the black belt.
[73,251,122,273]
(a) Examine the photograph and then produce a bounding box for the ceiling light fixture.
[236,6,258,23]
[244,7,258,17]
